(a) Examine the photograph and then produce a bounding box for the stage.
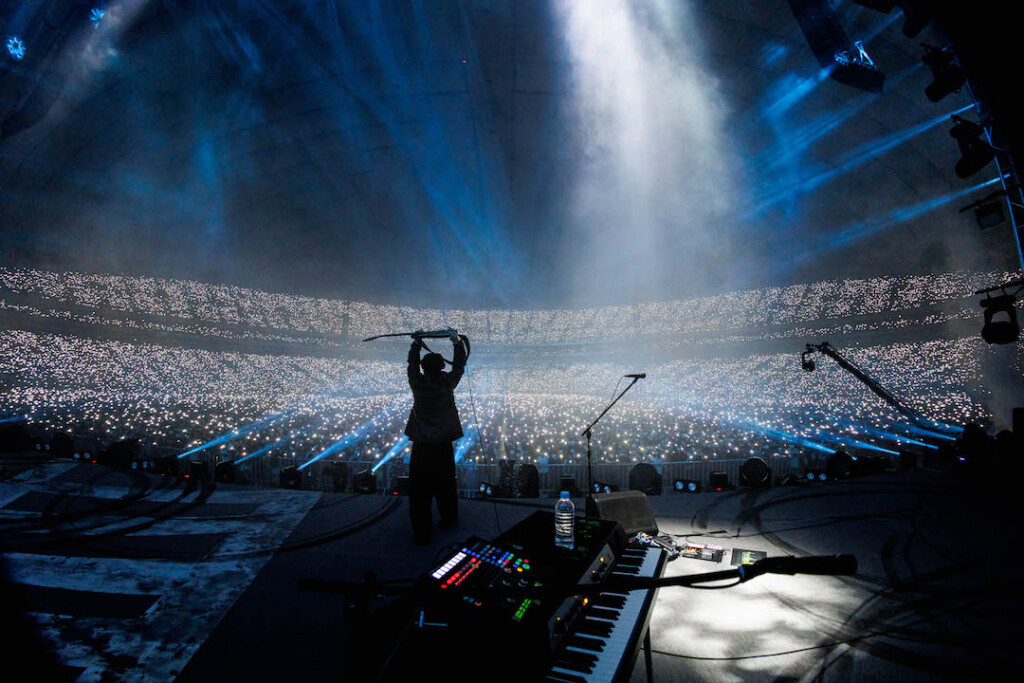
[2,457,1019,681]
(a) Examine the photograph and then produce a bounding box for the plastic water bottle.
[554,491,575,549]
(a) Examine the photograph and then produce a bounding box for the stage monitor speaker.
[709,471,733,491]
[899,450,917,471]
[585,490,658,536]
[279,465,302,490]
[101,439,142,470]
[188,459,209,481]
[851,454,889,476]
[628,463,662,496]
[673,478,702,493]
[739,457,771,488]
[592,480,619,495]
[517,463,540,498]
[328,461,350,493]
[152,455,177,476]
[354,469,376,494]
[215,460,236,483]
[49,432,73,458]
[827,450,854,479]
[559,476,578,497]
[391,475,411,496]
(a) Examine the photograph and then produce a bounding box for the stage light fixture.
[959,190,1007,229]
[674,478,702,493]
[592,480,619,495]
[279,465,302,490]
[922,44,966,103]
[805,470,828,481]
[950,116,996,179]
[980,294,1020,345]
[215,460,236,484]
[478,481,496,498]
[788,0,885,94]
[6,36,25,61]
[353,469,376,494]
[629,463,663,496]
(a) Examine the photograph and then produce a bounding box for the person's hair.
[420,353,444,374]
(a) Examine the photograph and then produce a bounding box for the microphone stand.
[581,377,642,496]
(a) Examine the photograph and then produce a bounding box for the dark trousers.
[409,441,457,541]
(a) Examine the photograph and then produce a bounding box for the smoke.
[553,0,741,305]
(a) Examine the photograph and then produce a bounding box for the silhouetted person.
[406,333,467,544]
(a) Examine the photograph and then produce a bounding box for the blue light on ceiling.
[6,36,26,61]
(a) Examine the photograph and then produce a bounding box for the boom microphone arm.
[804,341,921,423]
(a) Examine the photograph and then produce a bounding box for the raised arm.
[407,339,423,387]
[448,334,467,388]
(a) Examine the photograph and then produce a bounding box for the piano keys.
[546,544,666,682]
[374,511,665,682]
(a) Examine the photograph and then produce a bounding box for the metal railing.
[230,455,827,496]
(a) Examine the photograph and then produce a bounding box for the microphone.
[740,554,857,581]
[624,373,647,379]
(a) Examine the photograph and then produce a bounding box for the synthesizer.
[377,511,664,682]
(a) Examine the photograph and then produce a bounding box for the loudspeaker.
[585,490,658,536]
[517,463,540,498]
[629,463,662,495]
[739,457,771,488]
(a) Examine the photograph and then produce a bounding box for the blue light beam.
[234,441,282,465]
[177,411,289,459]
[371,436,411,474]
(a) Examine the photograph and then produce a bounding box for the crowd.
[1,312,1010,468]
[2,266,1017,345]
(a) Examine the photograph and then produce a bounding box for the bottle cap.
[559,491,570,499]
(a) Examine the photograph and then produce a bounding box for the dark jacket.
[404,339,467,443]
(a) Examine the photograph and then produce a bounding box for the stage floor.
[2,457,1020,681]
